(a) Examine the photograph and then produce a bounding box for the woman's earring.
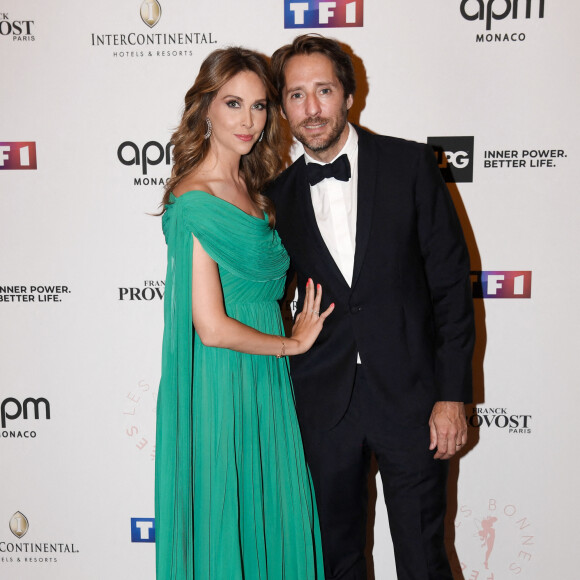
[258,130,264,142]
[204,118,212,140]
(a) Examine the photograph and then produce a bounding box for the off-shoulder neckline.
[169,190,267,221]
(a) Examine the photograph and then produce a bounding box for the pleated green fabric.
[155,190,325,579]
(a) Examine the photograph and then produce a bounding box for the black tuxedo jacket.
[267,126,475,431]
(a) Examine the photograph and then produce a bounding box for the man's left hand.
[429,401,467,460]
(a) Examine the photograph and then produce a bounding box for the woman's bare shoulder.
[172,172,215,199]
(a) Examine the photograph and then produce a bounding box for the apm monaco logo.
[454,498,535,578]
[427,136,474,183]
[0,142,37,170]
[0,13,35,42]
[1,512,80,563]
[117,141,172,186]
[131,518,156,543]
[460,0,545,43]
[467,406,532,434]
[284,0,363,28]
[470,271,532,299]
[1,397,51,439]
[90,1,216,58]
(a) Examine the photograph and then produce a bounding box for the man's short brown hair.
[271,34,356,104]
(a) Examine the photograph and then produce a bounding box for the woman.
[155,47,332,579]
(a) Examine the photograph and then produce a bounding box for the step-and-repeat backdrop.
[2,1,578,578]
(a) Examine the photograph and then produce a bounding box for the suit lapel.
[352,127,378,288]
[295,157,351,289]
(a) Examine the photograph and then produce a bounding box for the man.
[268,34,475,580]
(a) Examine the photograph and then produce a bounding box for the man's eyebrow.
[285,80,337,92]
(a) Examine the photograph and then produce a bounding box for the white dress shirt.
[305,124,361,363]
[304,123,359,286]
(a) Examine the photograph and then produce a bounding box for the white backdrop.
[2,1,579,578]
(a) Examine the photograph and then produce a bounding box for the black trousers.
[299,365,453,580]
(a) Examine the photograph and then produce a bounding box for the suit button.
[350,305,363,314]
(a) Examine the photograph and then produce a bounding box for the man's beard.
[292,104,348,154]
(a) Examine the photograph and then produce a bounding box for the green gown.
[155,190,324,579]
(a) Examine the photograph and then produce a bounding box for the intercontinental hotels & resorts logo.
[91,0,216,59]
[1,512,80,564]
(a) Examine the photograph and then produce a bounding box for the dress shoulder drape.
[155,190,324,579]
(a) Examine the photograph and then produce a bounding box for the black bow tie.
[306,154,351,186]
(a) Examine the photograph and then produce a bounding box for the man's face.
[281,52,353,162]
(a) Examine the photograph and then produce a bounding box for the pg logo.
[427,136,474,183]
[284,1,363,28]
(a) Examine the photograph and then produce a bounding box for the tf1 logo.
[284,0,363,28]
[427,136,474,183]
[131,518,155,542]
[0,142,37,170]
[471,271,532,298]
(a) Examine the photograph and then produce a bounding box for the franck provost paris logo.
[466,406,532,434]
[284,0,364,28]
[0,13,36,42]
[118,280,165,301]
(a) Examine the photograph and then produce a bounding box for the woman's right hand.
[288,279,334,355]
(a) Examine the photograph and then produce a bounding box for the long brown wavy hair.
[160,47,282,225]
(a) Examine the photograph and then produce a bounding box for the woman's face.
[207,70,268,157]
